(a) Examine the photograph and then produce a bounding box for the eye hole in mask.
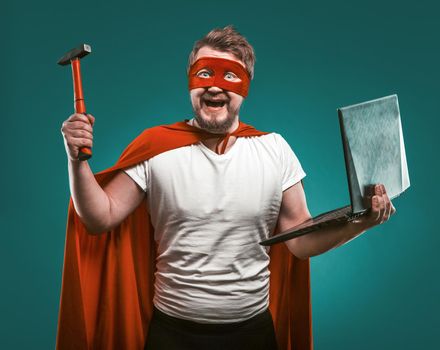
[196,69,242,83]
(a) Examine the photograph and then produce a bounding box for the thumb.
[370,195,381,220]
[86,114,95,126]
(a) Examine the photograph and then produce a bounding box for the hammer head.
[57,44,92,66]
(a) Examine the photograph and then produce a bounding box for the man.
[59,26,395,350]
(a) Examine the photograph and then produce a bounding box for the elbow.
[295,253,310,260]
[284,237,310,260]
[84,223,106,235]
[86,226,107,235]
[292,251,310,260]
[80,218,110,235]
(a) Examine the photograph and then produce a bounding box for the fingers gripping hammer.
[58,44,93,160]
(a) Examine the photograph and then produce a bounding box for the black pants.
[144,307,278,350]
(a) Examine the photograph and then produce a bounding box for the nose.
[207,85,223,93]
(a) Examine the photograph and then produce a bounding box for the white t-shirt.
[123,128,306,323]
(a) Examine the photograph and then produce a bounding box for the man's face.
[189,46,246,134]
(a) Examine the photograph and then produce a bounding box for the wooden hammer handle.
[71,58,92,160]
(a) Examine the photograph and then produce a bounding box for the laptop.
[260,94,410,246]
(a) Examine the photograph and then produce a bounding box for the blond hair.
[187,25,256,79]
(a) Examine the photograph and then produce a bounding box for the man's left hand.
[357,184,396,229]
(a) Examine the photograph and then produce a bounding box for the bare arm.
[278,182,395,259]
[62,113,145,234]
[68,160,145,233]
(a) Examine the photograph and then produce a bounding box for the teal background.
[2,0,439,348]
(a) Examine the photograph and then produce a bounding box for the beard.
[193,110,237,134]
[192,94,240,134]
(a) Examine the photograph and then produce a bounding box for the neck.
[188,117,239,154]
[192,116,240,135]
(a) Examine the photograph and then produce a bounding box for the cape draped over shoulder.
[56,120,313,350]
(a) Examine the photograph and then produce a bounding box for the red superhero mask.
[188,57,251,98]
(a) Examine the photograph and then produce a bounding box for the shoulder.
[129,121,186,146]
[267,133,304,169]
[116,123,179,165]
[244,132,279,143]
[271,132,290,145]
[247,132,292,153]
[136,124,172,139]
[270,133,298,154]
[246,132,289,143]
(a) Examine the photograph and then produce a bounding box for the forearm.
[68,159,111,233]
[290,220,369,259]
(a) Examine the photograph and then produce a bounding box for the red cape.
[56,120,313,349]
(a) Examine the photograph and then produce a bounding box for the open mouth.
[203,99,226,110]
[203,99,226,108]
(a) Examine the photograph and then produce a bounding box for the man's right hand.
[61,113,95,161]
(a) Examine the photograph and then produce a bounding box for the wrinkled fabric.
[56,120,313,350]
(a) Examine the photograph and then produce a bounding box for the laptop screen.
[338,94,410,213]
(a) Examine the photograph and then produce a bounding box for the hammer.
[58,44,93,161]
